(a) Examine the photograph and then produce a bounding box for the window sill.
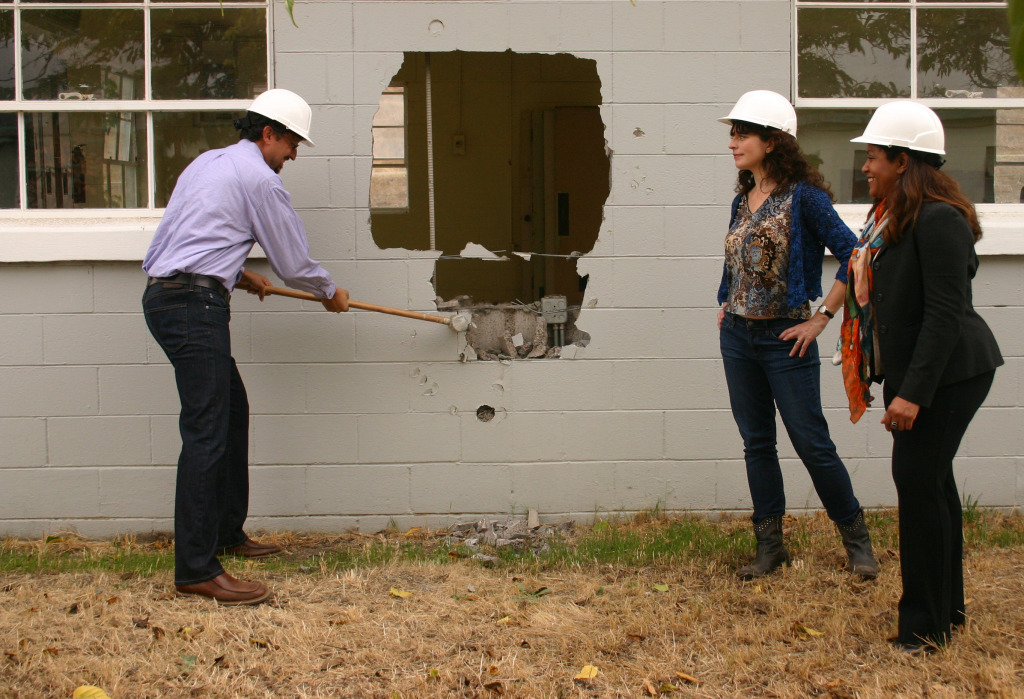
[834,205,1024,256]
[1,207,1023,262]
[0,212,265,263]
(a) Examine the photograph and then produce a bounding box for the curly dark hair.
[234,111,290,142]
[731,120,832,200]
[872,146,982,245]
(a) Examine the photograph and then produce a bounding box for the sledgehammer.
[260,285,470,332]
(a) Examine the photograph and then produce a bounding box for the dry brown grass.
[2,514,1024,698]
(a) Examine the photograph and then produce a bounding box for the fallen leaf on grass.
[627,632,646,641]
[483,680,504,693]
[652,584,669,593]
[642,678,659,695]
[41,647,58,656]
[675,672,698,684]
[249,637,278,650]
[793,622,824,637]
[574,664,599,680]
[495,616,513,625]
[659,683,679,693]
[428,668,440,680]
[72,687,113,699]
[132,616,150,628]
[390,587,413,599]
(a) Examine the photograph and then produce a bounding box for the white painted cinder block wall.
[1,0,1022,538]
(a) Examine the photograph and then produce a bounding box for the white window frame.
[792,0,1024,254]
[0,0,271,262]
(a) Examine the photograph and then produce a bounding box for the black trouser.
[143,282,250,585]
[886,369,995,646]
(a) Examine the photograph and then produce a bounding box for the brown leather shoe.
[175,572,271,606]
[218,538,282,558]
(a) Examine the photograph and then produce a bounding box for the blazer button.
[875,292,884,303]
[879,325,887,334]
[872,262,880,271]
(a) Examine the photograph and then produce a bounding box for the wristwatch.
[817,305,835,319]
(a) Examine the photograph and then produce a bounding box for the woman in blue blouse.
[716,91,878,580]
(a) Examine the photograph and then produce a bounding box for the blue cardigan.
[717,181,857,309]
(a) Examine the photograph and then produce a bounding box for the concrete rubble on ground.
[445,510,575,564]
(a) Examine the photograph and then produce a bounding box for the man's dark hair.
[234,112,288,142]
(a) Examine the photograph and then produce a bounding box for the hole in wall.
[369,50,607,359]
[476,405,496,422]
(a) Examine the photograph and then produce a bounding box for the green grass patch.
[2,509,1021,577]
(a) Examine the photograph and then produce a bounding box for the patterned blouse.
[724,183,811,320]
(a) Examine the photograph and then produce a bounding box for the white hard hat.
[719,90,797,136]
[851,100,945,155]
[248,88,315,146]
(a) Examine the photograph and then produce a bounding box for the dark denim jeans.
[143,282,249,585]
[720,312,860,524]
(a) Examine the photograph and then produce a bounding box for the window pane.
[798,8,910,98]
[373,92,405,127]
[373,127,405,161]
[798,108,1022,204]
[151,8,267,100]
[370,167,408,211]
[918,9,1020,99]
[153,111,239,207]
[1,10,12,100]
[21,9,144,101]
[0,112,17,207]
[24,111,147,208]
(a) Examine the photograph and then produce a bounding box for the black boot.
[737,515,789,580]
[837,509,879,579]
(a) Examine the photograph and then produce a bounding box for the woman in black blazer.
[843,101,1003,652]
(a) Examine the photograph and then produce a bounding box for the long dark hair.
[874,146,982,245]
[731,120,832,199]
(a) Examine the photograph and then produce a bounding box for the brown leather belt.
[147,273,230,303]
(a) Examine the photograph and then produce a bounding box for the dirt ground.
[2,517,1024,698]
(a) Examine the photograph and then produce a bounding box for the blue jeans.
[720,312,860,524]
[143,282,250,585]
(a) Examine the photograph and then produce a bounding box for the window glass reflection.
[0,112,17,207]
[918,9,1019,98]
[153,111,238,207]
[797,108,1024,205]
[798,8,910,98]
[151,8,267,100]
[21,9,144,100]
[24,111,147,208]
[1,10,13,100]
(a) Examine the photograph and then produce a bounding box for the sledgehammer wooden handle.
[261,285,452,326]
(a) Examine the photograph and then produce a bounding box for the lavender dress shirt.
[143,140,337,298]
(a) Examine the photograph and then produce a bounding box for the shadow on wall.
[369,50,608,358]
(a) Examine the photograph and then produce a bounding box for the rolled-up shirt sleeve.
[249,178,337,299]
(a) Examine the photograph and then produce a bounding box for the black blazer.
[871,201,1003,407]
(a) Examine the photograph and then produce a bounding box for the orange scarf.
[840,203,888,422]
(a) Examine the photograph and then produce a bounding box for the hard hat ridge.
[719,90,798,136]
[245,88,315,146]
[851,100,945,156]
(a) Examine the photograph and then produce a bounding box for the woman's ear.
[897,152,910,175]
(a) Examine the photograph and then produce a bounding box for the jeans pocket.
[145,303,188,354]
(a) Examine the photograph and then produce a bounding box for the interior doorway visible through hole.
[368,51,608,358]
